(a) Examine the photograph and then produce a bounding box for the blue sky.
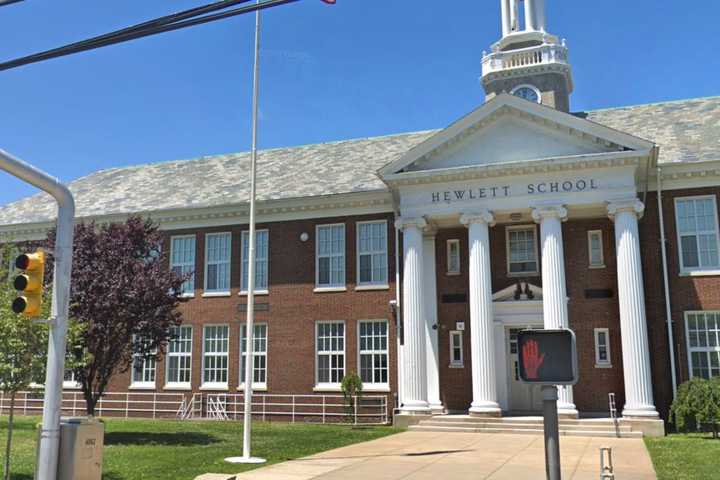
[0,0,718,206]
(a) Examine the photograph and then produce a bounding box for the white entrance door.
[507,327,543,413]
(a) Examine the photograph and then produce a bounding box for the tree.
[0,244,48,480]
[47,216,188,416]
[341,372,363,424]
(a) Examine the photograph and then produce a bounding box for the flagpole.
[226,0,266,465]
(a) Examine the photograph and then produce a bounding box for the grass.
[0,416,401,480]
[645,433,720,480]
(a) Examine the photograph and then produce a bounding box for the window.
[240,324,268,389]
[675,196,720,272]
[202,325,229,387]
[357,221,388,286]
[447,239,461,275]
[316,224,345,288]
[204,233,231,293]
[63,370,80,389]
[358,321,388,387]
[594,328,611,367]
[170,235,196,295]
[507,226,538,275]
[588,230,605,268]
[166,326,193,387]
[316,322,345,387]
[131,336,157,388]
[686,312,720,379]
[241,230,269,292]
[449,331,464,367]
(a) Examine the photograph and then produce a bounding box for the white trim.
[510,84,541,103]
[356,220,389,287]
[165,325,193,388]
[315,223,346,289]
[201,324,230,390]
[357,319,390,390]
[505,224,539,276]
[169,234,196,296]
[203,232,232,294]
[163,384,192,391]
[202,292,232,298]
[446,239,461,275]
[587,230,605,268]
[593,328,612,368]
[313,286,347,293]
[684,311,720,379]
[674,195,720,275]
[449,330,464,367]
[679,270,720,277]
[241,228,270,292]
[128,384,156,390]
[239,290,269,296]
[315,320,346,390]
[354,284,389,291]
[240,322,268,391]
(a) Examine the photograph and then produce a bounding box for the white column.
[461,212,501,416]
[423,234,443,413]
[395,217,431,414]
[510,0,520,32]
[501,0,512,37]
[532,205,578,417]
[607,200,659,418]
[535,0,546,31]
[524,0,537,31]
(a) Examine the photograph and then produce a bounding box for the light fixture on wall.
[300,232,309,242]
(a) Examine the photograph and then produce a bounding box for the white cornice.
[649,160,720,192]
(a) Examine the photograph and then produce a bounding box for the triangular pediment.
[379,94,654,179]
[493,283,543,302]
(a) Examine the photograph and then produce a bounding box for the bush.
[341,372,363,423]
[670,377,720,431]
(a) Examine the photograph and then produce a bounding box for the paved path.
[231,431,657,480]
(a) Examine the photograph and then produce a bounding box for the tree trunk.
[3,392,16,480]
[85,396,96,417]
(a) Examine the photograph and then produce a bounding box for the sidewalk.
[228,431,656,480]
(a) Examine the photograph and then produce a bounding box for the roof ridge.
[580,94,720,114]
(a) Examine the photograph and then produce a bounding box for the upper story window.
[166,325,193,388]
[170,235,196,296]
[202,325,229,388]
[675,196,720,273]
[358,320,388,387]
[131,336,157,389]
[686,312,720,379]
[316,224,345,288]
[316,321,345,388]
[588,230,605,268]
[447,239,461,275]
[204,233,231,294]
[240,323,268,389]
[241,230,269,292]
[507,225,538,275]
[594,328,612,368]
[357,221,388,286]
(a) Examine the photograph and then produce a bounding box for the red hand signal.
[522,339,545,380]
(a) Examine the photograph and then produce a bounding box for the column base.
[619,417,665,437]
[557,403,579,419]
[429,403,445,415]
[469,401,502,417]
[399,400,432,415]
[622,406,659,419]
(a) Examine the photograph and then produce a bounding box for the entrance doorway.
[507,327,543,413]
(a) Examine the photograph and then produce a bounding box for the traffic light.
[12,250,45,317]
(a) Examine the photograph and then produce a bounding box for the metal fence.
[0,390,389,425]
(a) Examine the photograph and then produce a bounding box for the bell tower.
[481,0,573,112]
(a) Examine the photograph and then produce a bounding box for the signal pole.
[0,149,75,480]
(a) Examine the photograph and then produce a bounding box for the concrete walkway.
[230,431,657,480]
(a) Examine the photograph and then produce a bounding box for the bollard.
[599,447,614,480]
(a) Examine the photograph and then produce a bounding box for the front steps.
[408,415,643,438]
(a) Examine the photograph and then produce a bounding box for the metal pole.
[0,149,75,480]
[225,0,265,465]
[542,385,561,480]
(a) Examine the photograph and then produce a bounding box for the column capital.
[395,217,427,232]
[531,204,568,223]
[460,211,495,228]
[607,199,645,220]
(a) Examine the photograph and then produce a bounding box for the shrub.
[670,377,720,431]
[341,372,363,423]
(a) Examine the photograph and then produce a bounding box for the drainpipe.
[657,165,678,398]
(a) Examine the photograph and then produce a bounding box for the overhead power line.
[0,0,314,72]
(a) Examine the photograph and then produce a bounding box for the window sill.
[238,384,267,392]
[179,293,196,299]
[508,272,540,278]
[449,364,464,369]
[62,383,81,390]
[362,385,390,393]
[446,272,461,277]
[589,265,606,270]
[129,384,156,390]
[239,290,269,296]
[595,363,613,369]
[199,384,229,391]
[164,384,192,391]
[313,385,342,392]
[355,284,390,291]
[680,269,720,277]
[202,292,232,298]
[314,286,347,293]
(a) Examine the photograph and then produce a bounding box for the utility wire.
[0,0,302,72]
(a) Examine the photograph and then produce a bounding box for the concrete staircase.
[408,415,643,438]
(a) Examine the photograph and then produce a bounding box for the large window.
[240,324,268,389]
[357,221,388,286]
[358,321,388,387]
[170,235,196,295]
[316,322,345,387]
[507,226,538,275]
[675,196,720,272]
[202,325,229,387]
[131,336,156,388]
[316,224,345,288]
[594,328,612,367]
[166,326,193,387]
[241,230,269,292]
[204,233,231,294]
[686,312,720,379]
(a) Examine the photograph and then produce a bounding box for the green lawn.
[645,433,720,480]
[0,416,400,480]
